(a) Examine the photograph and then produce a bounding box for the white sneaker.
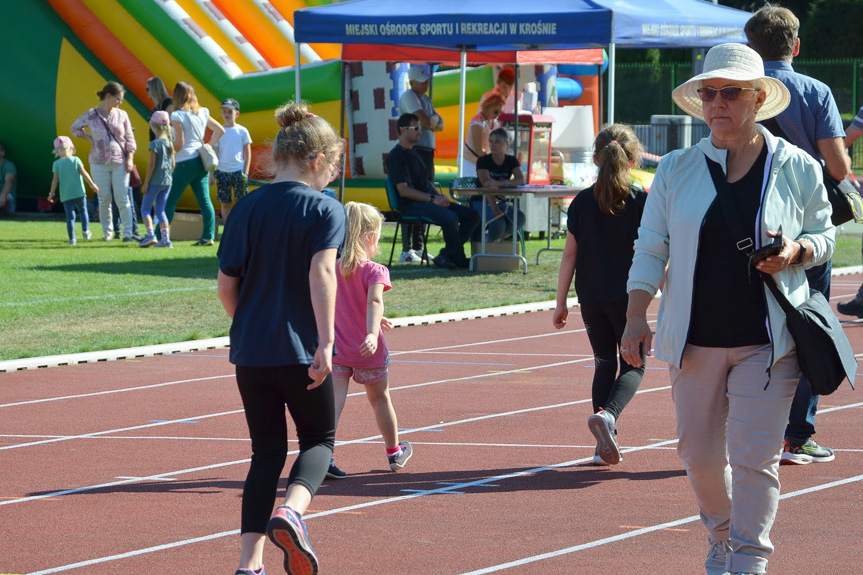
[400,250,422,263]
[68,238,76,246]
[83,230,92,240]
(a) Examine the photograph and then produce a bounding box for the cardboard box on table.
[470,241,521,272]
[170,212,221,241]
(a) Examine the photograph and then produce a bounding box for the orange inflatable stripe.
[46,0,152,104]
[268,0,341,61]
[209,0,292,68]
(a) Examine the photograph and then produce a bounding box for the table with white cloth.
[451,184,586,273]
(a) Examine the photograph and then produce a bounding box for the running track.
[3,275,863,574]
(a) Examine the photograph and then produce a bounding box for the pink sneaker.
[266,505,318,575]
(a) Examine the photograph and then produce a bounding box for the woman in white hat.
[621,43,833,575]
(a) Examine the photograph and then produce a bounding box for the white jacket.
[627,126,834,368]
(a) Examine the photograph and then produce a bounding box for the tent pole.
[607,42,616,125]
[457,49,467,177]
[295,46,302,103]
[339,59,346,203]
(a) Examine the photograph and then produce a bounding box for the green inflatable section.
[0,2,149,208]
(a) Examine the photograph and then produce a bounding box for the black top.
[567,184,647,304]
[386,144,436,209]
[217,181,346,366]
[476,154,520,181]
[148,97,173,142]
[688,144,770,347]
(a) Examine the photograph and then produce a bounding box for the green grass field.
[1,215,860,361]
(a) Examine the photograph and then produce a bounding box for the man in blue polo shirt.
[746,5,850,466]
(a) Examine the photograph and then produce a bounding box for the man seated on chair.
[386,113,479,269]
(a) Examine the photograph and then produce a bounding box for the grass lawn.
[1,214,860,361]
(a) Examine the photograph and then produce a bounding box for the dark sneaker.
[326,459,347,480]
[837,299,863,318]
[433,253,456,269]
[235,568,265,575]
[588,409,621,465]
[266,505,319,575]
[705,537,731,575]
[388,441,413,471]
[193,238,215,246]
[780,438,835,465]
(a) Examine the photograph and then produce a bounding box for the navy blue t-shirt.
[218,181,346,366]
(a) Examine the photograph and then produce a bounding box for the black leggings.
[236,364,335,534]
[580,301,645,420]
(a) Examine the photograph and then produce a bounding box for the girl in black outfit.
[552,124,647,466]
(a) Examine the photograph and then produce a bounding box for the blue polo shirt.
[764,61,845,161]
[218,181,346,367]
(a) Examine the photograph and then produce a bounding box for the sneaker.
[68,238,76,246]
[388,441,413,471]
[266,505,319,575]
[83,230,92,240]
[101,233,113,241]
[421,251,434,263]
[131,233,144,242]
[326,458,347,480]
[705,537,731,575]
[837,299,863,318]
[193,238,215,246]
[433,253,456,269]
[780,438,835,465]
[400,250,422,263]
[588,409,621,465]
[122,236,135,242]
[591,449,611,467]
[234,568,265,575]
[138,233,158,248]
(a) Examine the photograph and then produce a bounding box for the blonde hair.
[340,202,383,279]
[146,77,171,107]
[149,121,175,155]
[593,124,641,215]
[172,81,200,113]
[272,101,344,175]
[53,144,75,158]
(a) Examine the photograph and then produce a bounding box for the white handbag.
[186,110,219,172]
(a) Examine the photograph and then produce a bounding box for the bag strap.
[704,153,797,316]
[185,110,205,142]
[95,110,124,150]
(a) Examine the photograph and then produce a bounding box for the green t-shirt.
[52,156,86,202]
[0,158,16,201]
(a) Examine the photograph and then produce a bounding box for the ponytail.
[592,124,641,215]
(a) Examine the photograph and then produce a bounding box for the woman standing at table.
[475,128,525,242]
[552,124,647,466]
[463,94,505,177]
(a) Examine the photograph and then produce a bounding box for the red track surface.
[3,276,863,574]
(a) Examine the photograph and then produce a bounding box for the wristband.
[793,241,807,265]
[429,193,434,202]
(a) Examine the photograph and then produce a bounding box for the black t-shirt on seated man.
[386,144,437,209]
[688,144,770,347]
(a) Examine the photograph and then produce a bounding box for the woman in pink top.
[71,81,137,241]
[329,202,412,479]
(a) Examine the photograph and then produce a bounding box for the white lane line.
[456,473,863,575]
[0,375,235,409]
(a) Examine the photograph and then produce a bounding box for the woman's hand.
[125,156,134,174]
[754,229,799,275]
[552,305,568,329]
[307,344,333,390]
[621,316,652,368]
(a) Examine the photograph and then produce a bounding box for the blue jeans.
[401,199,479,262]
[785,260,831,443]
[63,197,89,240]
[471,198,525,243]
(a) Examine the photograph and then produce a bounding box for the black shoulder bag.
[760,117,863,226]
[705,154,857,396]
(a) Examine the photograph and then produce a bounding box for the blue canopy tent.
[293,0,752,173]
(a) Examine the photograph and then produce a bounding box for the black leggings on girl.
[581,301,645,419]
[235,364,335,534]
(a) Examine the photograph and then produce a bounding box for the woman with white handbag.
[165,81,225,246]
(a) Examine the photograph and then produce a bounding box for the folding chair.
[385,177,437,267]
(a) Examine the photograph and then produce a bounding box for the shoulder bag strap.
[704,153,797,315]
[96,112,124,149]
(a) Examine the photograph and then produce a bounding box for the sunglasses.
[696,86,760,102]
[403,125,421,131]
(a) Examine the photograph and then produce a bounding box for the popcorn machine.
[498,113,555,185]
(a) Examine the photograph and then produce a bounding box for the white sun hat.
[672,43,790,122]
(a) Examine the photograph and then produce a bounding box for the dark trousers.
[402,200,479,263]
[403,146,436,252]
[580,301,645,420]
[236,364,335,534]
[785,260,830,443]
